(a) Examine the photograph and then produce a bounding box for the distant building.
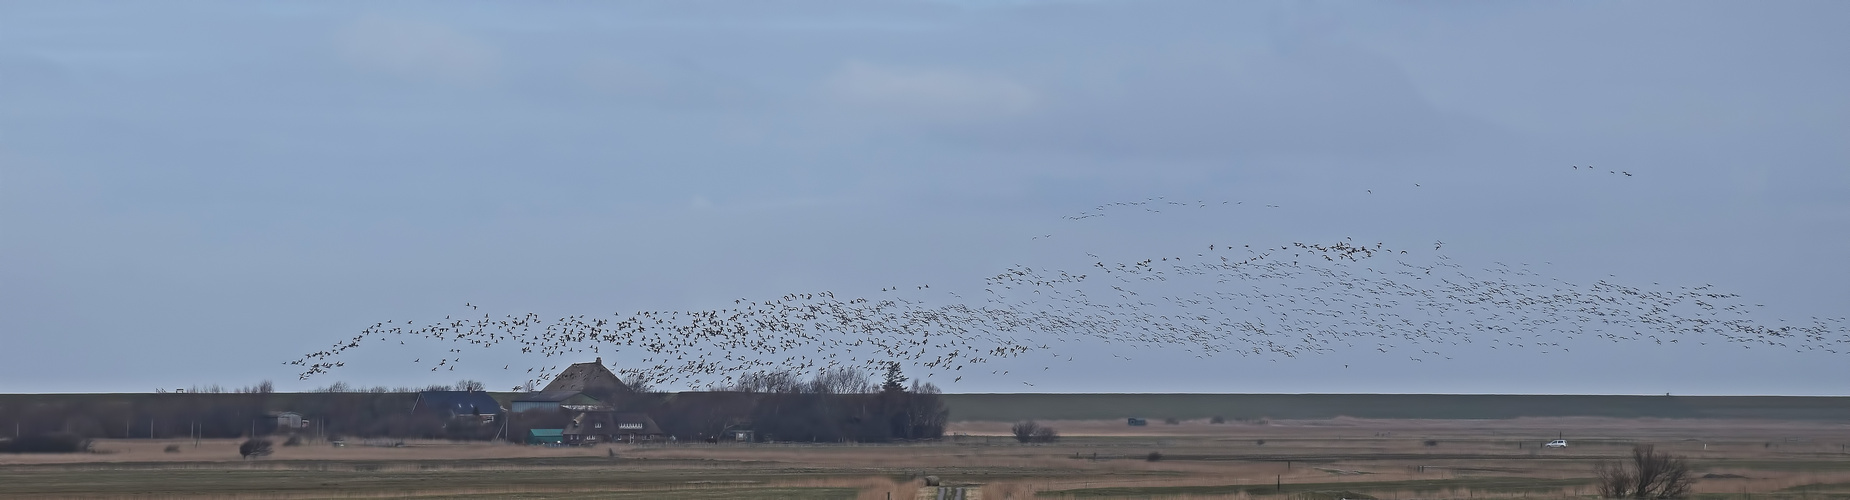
[563,410,662,444]
[1127,417,1147,426]
[724,424,754,443]
[527,428,565,445]
[269,411,305,430]
[412,391,504,424]
[510,390,609,413]
[540,357,634,399]
[516,358,668,444]
[513,357,633,412]
[260,411,307,435]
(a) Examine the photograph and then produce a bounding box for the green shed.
[528,428,565,445]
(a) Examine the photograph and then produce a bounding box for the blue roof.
[415,391,503,416]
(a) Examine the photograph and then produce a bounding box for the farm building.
[563,411,662,444]
[510,390,609,413]
[512,357,635,412]
[527,428,564,445]
[542,357,633,395]
[510,358,668,444]
[257,411,308,435]
[723,424,754,442]
[411,390,504,423]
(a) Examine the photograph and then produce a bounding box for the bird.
[287,196,1848,396]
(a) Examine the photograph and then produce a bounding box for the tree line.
[655,364,948,443]
[1,366,945,447]
[514,364,949,443]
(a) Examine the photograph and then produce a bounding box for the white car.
[1544,439,1568,448]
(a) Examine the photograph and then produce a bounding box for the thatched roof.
[541,357,632,396]
[512,390,593,403]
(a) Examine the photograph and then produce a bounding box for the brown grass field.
[5,417,1850,499]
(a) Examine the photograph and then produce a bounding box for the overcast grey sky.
[3,1,1845,394]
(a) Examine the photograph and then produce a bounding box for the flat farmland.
[6,417,1850,499]
[936,394,1850,422]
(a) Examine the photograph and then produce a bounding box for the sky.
[2,1,1846,395]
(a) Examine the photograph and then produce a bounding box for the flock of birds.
[289,165,1848,390]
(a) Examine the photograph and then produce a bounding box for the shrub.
[1146,451,1164,462]
[1210,416,1227,424]
[1595,444,1693,499]
[0,433,91,453]
[239,439,273,459]
[283,435,303,446]
[1163,417,1180,425]
[1011,420,1040,443]
[1012,420,1058,443]
[1424,440,1439,447]
[164,444,181,453]
[1255,440,1265,446]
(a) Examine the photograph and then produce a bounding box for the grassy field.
[937,394,1850,422]
[6,416,1850,499]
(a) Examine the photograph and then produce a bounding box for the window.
[594,422,603,429]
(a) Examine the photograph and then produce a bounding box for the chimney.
[596,357,602,364]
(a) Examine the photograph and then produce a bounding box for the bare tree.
[731,370,804,393]
[810,367,873,394]
[620,371,656,394]
[454,379,485,392]
[1595,460,1635,498]
[1011,420,1041,443]
[1596,444,1693,499]
[1012,420,1058,443]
